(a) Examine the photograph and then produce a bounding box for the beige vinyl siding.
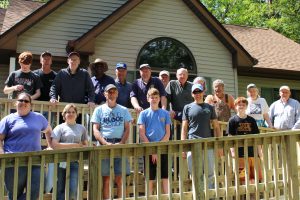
[238,75,300,97]
[92,0,236,95]
[17,0,127,56]
[0,65,9,98]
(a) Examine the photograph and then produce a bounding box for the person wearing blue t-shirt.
[91,84,132,199]
[0,93,52,200]
[137,88,171,195]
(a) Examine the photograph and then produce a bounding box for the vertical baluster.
[13,157,19,200]
[78,152,84,200]
[39,155,46,200]
[0,159,6,199]
[167,145,172,199]
[65,153,71,200]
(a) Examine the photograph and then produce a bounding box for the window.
[136,37,197,76]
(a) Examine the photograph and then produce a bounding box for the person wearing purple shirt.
[0,93,52,200]
[89,58,115,105]
[130,64,167,112]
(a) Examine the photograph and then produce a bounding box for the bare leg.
[103,176,110,199]
[149,180,154,195]
[162,178,169,194]
[115,175,123,198]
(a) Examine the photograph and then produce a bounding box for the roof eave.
[0,0,68,51]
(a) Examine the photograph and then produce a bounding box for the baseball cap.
[159,70,170,77]
[247,83,257,90]
[116,62,127,70]
[191,84,204,92]
[41,51,52,57]
[68,51,80,58]
[105,84,117,92]
[139,63,150,69]
[279,85,290,91]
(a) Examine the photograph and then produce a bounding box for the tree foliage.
[0,0,49,9]
[201,0,300,43]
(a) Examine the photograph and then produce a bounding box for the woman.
[51,104,88,200]
[0,92,52,200]
[246,83,273,128]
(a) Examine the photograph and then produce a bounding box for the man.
[130,64,167,112]
[34,51,57,101]
[181,84,221,189]
[159,70,170,88]
[89,58,115,105]
[34,52,57,193]
[50,51,95,107]
[166,68,193,124]
[91,84,132,199]
[205,79,235,122]
[269,85,300,130]
[115,62,132,108]
[4,51,42,100]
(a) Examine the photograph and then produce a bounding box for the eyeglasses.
[192,90,203,94]
[17,99,30,103]
[66,111,76,114]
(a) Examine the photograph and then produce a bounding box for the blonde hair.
[61,104,78,120]
[147,88,160,98]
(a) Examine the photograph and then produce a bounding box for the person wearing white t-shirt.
[246,83,273,128]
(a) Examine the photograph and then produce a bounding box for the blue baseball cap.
[192,84,204,92]
[116,62,127,69]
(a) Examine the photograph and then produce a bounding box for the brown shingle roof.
[225,24,300,72]
[0,8,5,31]
[1,0,44,34]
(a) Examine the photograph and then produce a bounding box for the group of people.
[1,50,300,199]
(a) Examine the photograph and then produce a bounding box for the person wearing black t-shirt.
[227,97,263,184]
[34,51,57,101]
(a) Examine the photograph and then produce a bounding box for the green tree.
[201,0,300,43]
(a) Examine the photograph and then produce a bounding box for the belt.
[104,138,122,144]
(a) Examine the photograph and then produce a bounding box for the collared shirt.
[91,74,115,105]
[165,80,193,112]
[130,77,166,109]
[269,98,300,130]
[115,79,132,108]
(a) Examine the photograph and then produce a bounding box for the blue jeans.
[187,149,215,189]
[5,166,40,200]
[57,162,78,200]
[101,157,130,176]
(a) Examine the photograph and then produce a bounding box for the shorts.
[238,157,263,182]
[145,154,168,180]
[101,157,130,176]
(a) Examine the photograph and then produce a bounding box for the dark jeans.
[5,166,40,200]
[57,162,79,200]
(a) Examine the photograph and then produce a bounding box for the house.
[0,0,299,103]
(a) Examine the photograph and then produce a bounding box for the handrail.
[0,130,299,199]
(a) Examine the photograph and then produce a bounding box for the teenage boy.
[137,88,171,195]
[226,97,263,184]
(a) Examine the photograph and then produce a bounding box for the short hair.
[213,79,224,87]
[17,92,32,104]
[234,97,248,106]
[18,51,33,65]
[147,88,160,98]
[62,104,78,120]
[176,68,188,75]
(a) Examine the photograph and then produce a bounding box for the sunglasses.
[17,99,30,103]
[192,90,203,94]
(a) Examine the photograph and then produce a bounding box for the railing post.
[286,133,299,200]
[191,142,204,200]
[88,149,99,200]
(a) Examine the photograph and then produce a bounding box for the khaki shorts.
[238,157,263,182]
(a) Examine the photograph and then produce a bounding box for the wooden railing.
[1,99,299,199]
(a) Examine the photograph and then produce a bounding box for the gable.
[17,0,127,56]
[91,0,237,94]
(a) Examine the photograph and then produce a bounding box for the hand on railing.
[169,110,176,119]
[134,106,143,113]
[50,98,59,104]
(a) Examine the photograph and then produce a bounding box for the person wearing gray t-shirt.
[181,84,221,189]
[51,104,88,200]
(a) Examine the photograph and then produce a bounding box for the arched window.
[136,37,197,77]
